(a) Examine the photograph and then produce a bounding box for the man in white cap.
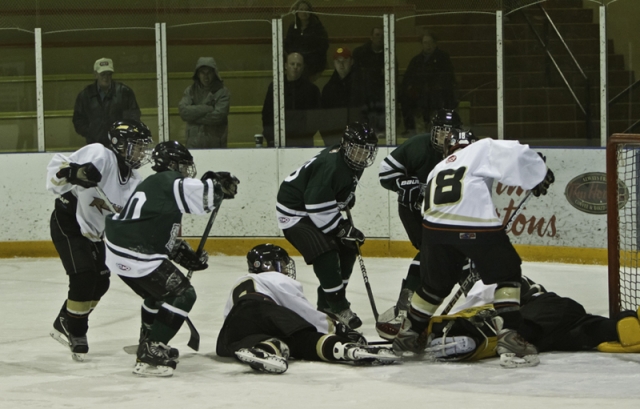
[72,58,141,146]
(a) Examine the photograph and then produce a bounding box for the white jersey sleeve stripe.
[173,179,187,214]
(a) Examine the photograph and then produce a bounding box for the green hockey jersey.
[378,133,441,191]
[104,171,219,257]
[276,146,363,233]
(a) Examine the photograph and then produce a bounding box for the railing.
[608,79,640,133]
[520,4,593,139]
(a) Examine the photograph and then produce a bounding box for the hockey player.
[216,244,399,374]
[104,141,239,377]
[393,130,555,368]
[422,276,640,365]
[276,122,378,329]
[377,109,463,339]
[47,119,153,362]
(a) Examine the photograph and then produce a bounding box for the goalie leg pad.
[427,336,477,359]
[618,315,640,347]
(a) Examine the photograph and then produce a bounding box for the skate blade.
[499,353,540,368]
[72,352,86,362]
[235,350,288,374]
[50,329,70,349]
[353,350,401,365]
[133,362,174,377]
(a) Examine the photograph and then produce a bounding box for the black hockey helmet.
[108,119,153,169]
[151,141,197,178]
[341,122,378,170]
[430,109,463,154]
[247,244,296,279]
[444,129,478,157]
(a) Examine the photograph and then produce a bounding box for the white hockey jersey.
[424,139,547,229]
[46,143,143,241]
[223,272,334,334]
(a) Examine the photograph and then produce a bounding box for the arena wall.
[0,146,610,264]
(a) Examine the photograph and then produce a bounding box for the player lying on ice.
[413,273,640,368]
[104,140,239,377]
[216,244,400,374]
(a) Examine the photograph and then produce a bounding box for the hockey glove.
[335,321,367,344]
[334,219,365,249]
[531,168,555,197]
[201,171,240,199]
[396,176,422,208]
[57,162,102,188]
[170,239,209,271]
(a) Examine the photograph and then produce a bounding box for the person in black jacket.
[400,32,457,136]
[261,52,321,147]
[320,47,366,146]
[72,58,141,146]
[284,0,329,81]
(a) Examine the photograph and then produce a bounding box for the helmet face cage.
[110,120,153,169]
[247,244,296,279]
[341,122,378,170]
[122,138,153,169]
[430,109,462,153]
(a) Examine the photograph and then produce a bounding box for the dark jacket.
[262,77,321,147]
[72,81,141,146]
[283,17,329,78]
[400,47,456,111]
[320,69,366,146]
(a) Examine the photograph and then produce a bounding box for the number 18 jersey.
[423,138,547,230]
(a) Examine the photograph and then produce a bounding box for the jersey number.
[425,167,467,209]
[284,157,318,182]
[232,279,256,304]
[115,192,147,221]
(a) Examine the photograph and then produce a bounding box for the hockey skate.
[50,314,88,362]
[235,338,290,374]
[333,342,400,365]
[236,348,289,374]
[376,287,413,340]
[392,318,426,356]
[494,317,540,368]
[133,340,178,377]
[325,307,362,329]
[136,327,180,361]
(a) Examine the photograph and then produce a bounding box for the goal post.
[606,134,640,318]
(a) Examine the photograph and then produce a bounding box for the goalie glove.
[334,219,365,249]
[531,168,555,197]
[201,171,240,199]
[396,176,422,208]
[170,239,209,271]
[57,162,102,188]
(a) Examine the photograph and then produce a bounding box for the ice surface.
[1,257,638,409]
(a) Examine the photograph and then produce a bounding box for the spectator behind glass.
[178,57,231,149]
[284,0,329,81]
[261,52,321,147]
[72,58,141,146]
[399,32,457,136]
[352,27,386,138]
[320,47,366,146]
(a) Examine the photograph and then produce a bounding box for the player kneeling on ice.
[393,130,555,369]
[47,119,153,362]
[216,244,399,374]
[276,122,379,330]
[104,141,239,377]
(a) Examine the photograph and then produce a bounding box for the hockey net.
[607,134,640,317]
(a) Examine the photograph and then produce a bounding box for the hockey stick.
[439,191,533,316]
[345,207,379,321]
[95,186,119,214]
[182,200,222,351]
